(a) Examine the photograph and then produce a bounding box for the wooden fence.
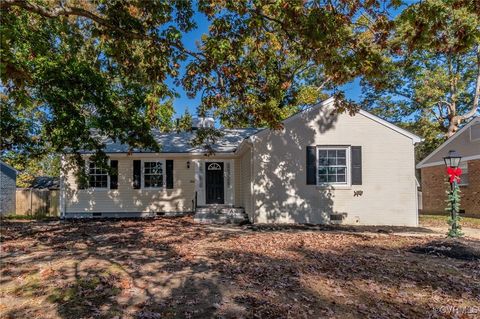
[15,189,60,217]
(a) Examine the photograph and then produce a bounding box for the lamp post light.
[443,150,463,238]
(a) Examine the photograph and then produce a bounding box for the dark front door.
[205,162,224,204]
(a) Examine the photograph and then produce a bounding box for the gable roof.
[0,160,17,180]
[80,128,260,154]
[79,97,422,155]
[416,116,480,169]
[250,97,423,144]
[0,160,18,173]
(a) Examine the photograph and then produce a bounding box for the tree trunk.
[446,116,461,137]
[446,45,480,138]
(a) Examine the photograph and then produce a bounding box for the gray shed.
[0,160,17,215]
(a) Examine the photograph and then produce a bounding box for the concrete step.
[194,207,249,224]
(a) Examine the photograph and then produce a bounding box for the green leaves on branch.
[445,182,464,238]
[362,0,480,159]
[1,0,194,169]
[1,0,478,173]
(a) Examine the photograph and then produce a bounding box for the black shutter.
[78,164,88,189]
[110,160,118,189]
[78,175,88,189]
[133,160,141,189]
[351,146,362,185]
[306,146,317,185]
[166,160,174,189]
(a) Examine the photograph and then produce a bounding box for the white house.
[60,97,422,226]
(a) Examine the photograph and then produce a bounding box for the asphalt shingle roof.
[82,128,260,154]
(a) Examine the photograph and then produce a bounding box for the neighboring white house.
[60,97,422,226]
[0,160,17,215]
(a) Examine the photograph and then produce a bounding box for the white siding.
[64,155,240,215]
[234,157,242,206]
[251,103,418,226]
[239,147,253,219]
[65,157,196,214]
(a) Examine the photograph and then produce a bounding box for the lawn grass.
[1,217,479,319]
[420,214,480,229]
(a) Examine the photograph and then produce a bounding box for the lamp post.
[443,150,463,237]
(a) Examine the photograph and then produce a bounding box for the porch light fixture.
[443,150,462,169]
[187,161,190,169]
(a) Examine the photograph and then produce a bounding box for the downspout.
[59,155,66,219]
[235,136,256,224]
[245,136,256,224]
[413,139,423,227]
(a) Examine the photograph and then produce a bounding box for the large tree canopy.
[184,0,396,128]
[1,0,196,159]
[1,0,479,174]
[361,0,480,159]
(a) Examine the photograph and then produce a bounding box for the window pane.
[328,167,337,174]
[144,162,163,188]
[327,158,336,165]
[318,167,327,174]
[319,158,329,165]
[88,162,108,188]
[316,148,348,184]
[145,175,163,188]
[144,175,151,186]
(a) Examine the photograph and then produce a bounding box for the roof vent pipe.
[192,117,215,130]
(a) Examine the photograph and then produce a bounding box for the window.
[143,161,164,188]
[88,162,108,188]
[459,162,468,186]
[208,162,222,170]
[317,147,349,185]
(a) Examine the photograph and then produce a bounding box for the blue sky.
[168,11,210,118]
[169,11,364,118]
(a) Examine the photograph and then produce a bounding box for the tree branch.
[459,44,480,120]
[0,0,204,60]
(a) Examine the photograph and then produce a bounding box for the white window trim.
[142,159,166,190]
[458,162,469,186]
[316,145,351,188]
[86,159,110,191]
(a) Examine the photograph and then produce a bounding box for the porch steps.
[194,206,249,224]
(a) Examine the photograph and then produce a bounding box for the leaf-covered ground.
[1,217,479,319]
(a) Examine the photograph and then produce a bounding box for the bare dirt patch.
[410,238,480,260]
[1,217,479,318]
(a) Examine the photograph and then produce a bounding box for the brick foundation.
[421,159,480,217]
